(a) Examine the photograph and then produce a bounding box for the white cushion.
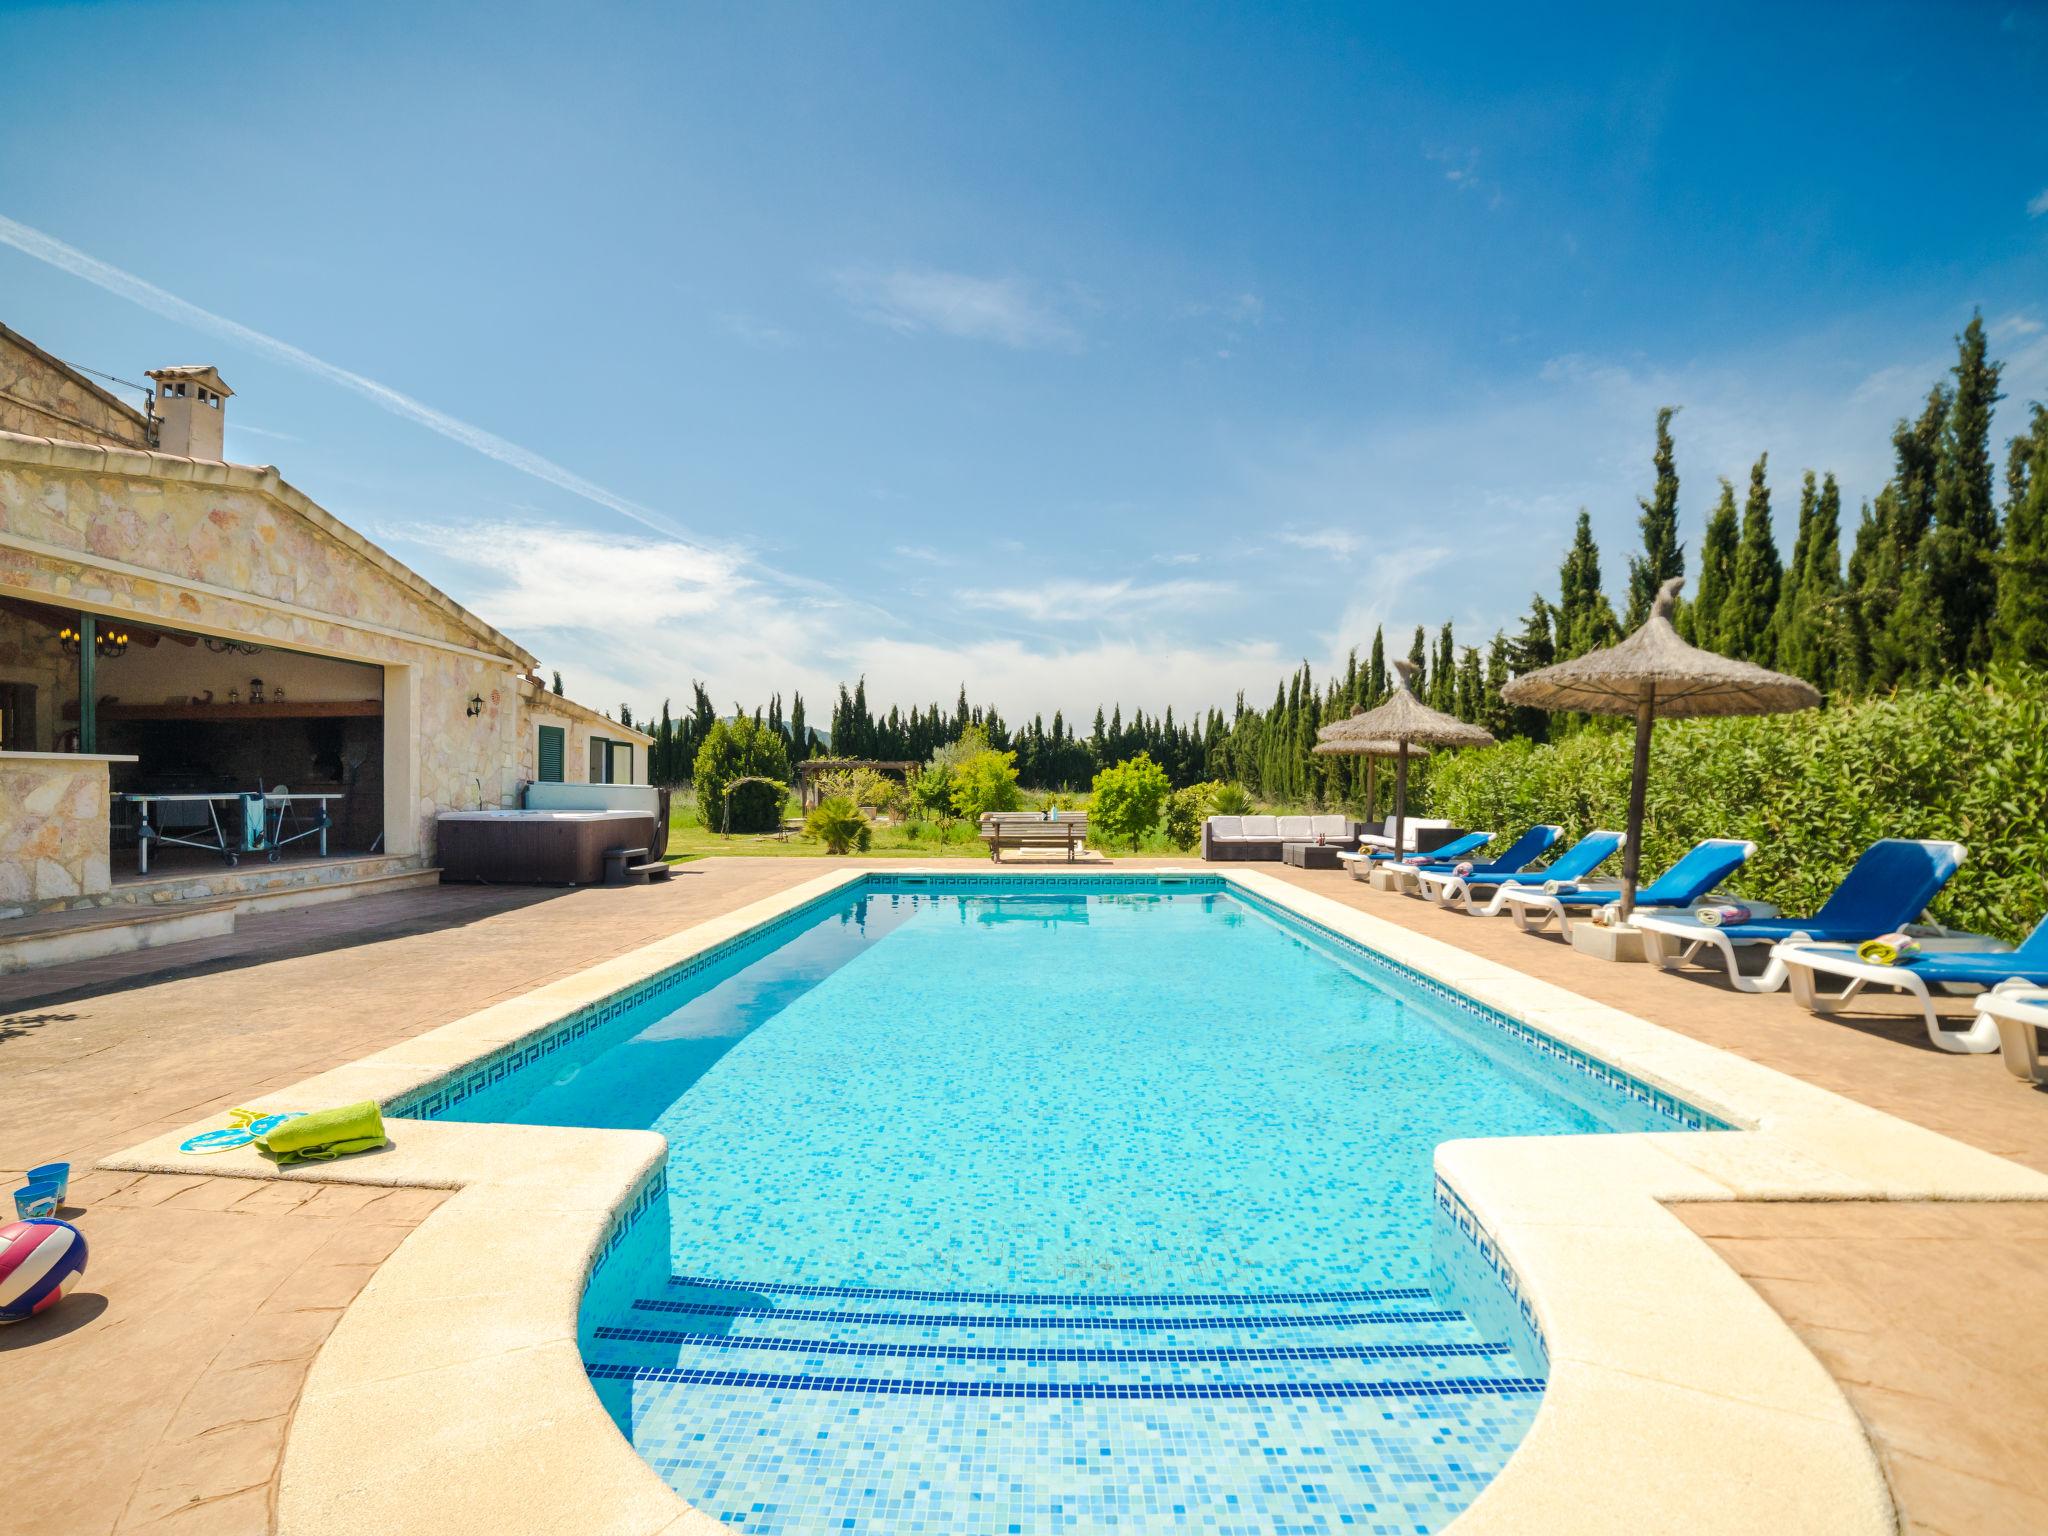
[1239,815,1279,838]
[1206,816,1243,840]
[1276,816,1314,839]
[1311,814,1349,838]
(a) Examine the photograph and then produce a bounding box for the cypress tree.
[550,669,565,696]
[1455,645,1483,723]
[1407,625,1428,695]
[1503,595,1556,741]
[1992,404,2048,668]
[1927,313,2004,670]
[1555,510,1619,657]
[1878,386,1950,686]
[1779,473,1845,692]
[1689,479,1740,651]
[1626,406,1684,628]
[1481,633,1511,737]
[1367,627,1388,704]
[1721,453,1782,663]
[1430,623,1456,713]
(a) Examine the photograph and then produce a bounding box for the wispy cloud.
[226,421,302,444]
[396,520,1285,723]
[893,543,953,566]
[0,212,694,543]
[1179,292,1265,325]
[958,577,1232,624]
[716,311,798,348]
[1425,147,1503,209]
[2029,187,2048,218]
[1279,527,1363,559]
[1152,551,1203,567]
[834,267,1078,349]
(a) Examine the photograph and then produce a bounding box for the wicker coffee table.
[1280,841,1344,870]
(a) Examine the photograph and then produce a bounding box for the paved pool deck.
[4,857,2043,1535]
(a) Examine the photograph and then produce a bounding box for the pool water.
[436,879,1691,1534]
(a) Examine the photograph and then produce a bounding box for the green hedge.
[1421,669,2048,942]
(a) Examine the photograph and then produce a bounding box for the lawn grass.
[663,795,1195,861]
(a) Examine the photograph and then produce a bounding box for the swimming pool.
[402,875,1711,1534]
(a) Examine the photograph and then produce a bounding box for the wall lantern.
[466,694,485,718]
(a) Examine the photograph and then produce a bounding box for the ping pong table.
[124,791,343,873]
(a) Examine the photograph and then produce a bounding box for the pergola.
[793,758,921,810]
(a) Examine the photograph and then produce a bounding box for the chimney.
[144,365,234,460]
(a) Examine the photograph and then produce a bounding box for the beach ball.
[0,1217,88,1323]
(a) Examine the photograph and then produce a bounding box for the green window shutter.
[537,725,565,782]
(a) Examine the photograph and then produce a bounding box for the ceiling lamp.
[57,622,129,658]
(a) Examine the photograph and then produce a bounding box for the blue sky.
[4,0,2047,721]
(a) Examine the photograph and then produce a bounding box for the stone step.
[585,1325,1516,1388]
[584,1359,1544,1403]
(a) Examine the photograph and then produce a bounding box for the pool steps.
[581,1274,1542,1404]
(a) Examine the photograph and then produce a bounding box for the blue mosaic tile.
[388,874,1719,1532]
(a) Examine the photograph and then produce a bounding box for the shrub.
[804,795,871,855]
[950,748,1023,821]
[1424,668,2048,942]
[909,764,956,822]
[692,716,791,833]
[1091,753,1173,850]
[815,764,905,816]
[1164,780,1222,851]
[928,723,990,773]
[1209,782,1255,816]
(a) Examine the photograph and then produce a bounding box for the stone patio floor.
[3,856,2043,1535]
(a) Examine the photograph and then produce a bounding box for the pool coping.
[98,865,2048,1536]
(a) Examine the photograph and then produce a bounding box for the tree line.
[614,312,2046,804]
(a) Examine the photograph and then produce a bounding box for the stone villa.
[0,320,650,956]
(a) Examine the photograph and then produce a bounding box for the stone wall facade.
[0,432,642,878]
[0,325,154,450]
[0,755,114,913]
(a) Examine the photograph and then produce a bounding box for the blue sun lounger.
[1387,824,1561,895]
[1420,824,1563,877]
[1632,838,1966,996]
[1413,829,1627,913]
[1776,913,2048,1053]
[1493,838,1755,938]
[1363,829,1494,865]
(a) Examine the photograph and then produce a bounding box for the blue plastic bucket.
[26,1162,69,1203]
[13,1182,61,1220]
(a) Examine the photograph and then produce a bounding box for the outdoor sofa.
[1201,814,1358,862]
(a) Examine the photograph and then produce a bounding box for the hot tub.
[434,809,656,885]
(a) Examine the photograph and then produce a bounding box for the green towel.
[260,1100,386,1165]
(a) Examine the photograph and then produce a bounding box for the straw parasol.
[1312,732,1429,823]
[1499,576,1819,923]
[1322,659,1495,856]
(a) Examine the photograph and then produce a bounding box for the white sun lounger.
[1773,941,2012,1052]
[1411,829,1628,914]
[1634,839,1967,995]
[1975,988,2048,1083]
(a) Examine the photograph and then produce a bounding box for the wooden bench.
[979,813,1089,863]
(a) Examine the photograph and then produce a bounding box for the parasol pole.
[1392,740,1410,858]
[1619,681,1656,924]
[1363,755,1378,824]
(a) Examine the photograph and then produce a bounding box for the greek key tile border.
[1435,1173,1549,1374]
[589,1163,669,1280]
